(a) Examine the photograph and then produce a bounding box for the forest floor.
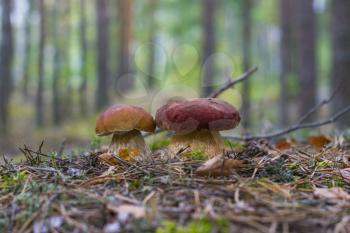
[1,136,350,233]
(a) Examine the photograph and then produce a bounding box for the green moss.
[296,181,313,190]
[316,160,332,169]
[150,138,171,151]
[0,170,27,191]
[187,149,207,160]
[224,140,243,150]
[258,157,295,183]
[156,218,229,233]
[287,162,298,170]
[129,180,143,190]
[327,175,345,188]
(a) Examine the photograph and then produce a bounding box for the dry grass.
[1,138,350,233]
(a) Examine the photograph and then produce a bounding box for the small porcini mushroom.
[95,105,155,161]
[155,98,240,158]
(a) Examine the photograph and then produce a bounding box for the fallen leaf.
[274,138,296,150]
[307,135,331,148]
[314,187,350,201]
[340,168,350,182]
[195,156,245,177]
[98,152,119,165]
[118,148,140,161]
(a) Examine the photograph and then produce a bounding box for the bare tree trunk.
[279,0,293,126]
[63,0,73,118]
[116,0,133,93]
[52,0,62,126]
[36,0,45,127]
[241,0,252,128]
[79,0,88,115]
[201,0,216,97]
[330,0,350,127]
[0,0,13,134]
[147,0,157,90]
[295,0,317,121]
[96,0,109,110]
[22,0,33,98]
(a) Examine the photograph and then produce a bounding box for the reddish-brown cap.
[95,105,156,136]
[155,98,240,132]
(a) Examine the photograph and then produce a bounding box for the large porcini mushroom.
[95,105,155,161]
[155,98,240,158]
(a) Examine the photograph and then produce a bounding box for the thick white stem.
[168,129,225,158]
[109,130,150,161]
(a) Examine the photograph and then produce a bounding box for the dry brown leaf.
[340,168,350,182]
[274,138,296,150]
[307,135,331,148]
[314,187,350,201]
[118,148,140,161]
[195,156,245,177]
[98,152,119,165]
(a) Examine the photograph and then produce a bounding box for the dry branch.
[226,105,350,141]
[208,66,258,98]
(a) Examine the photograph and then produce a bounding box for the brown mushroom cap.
[155,98,241,132]
[95,105,156,136]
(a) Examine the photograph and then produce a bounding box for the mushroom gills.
[168,129,225,158]
[109,129,150,161]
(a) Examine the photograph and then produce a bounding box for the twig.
[226,105,350,141]
[295,86,339,125]
[57,139,66,158]
[208,66,258,98]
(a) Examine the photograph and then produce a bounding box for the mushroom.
[155,98,240,158]
[95,104,155,161]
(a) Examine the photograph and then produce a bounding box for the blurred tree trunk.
[330,0,350,127]
[52,0,62,126]
[79,0,88,115]
[96,0,109,110]
[147,0,157,90]
[0,0,13,134]
[279,0,295,126]
[36,0,45,127]
[22,0,34,98]
[63,0,73,118]
[116,0,133,93]
[295,0,317,120]
[241,0,252,128]
[201,0,216,97]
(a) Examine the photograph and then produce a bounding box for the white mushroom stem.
[109,129,151,160]
[168,129,225,158]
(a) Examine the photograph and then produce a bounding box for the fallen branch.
[295,85,339,125]
[208,66,258,98]
[225,105,350,141]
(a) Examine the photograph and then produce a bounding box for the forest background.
[0,0,349,156]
